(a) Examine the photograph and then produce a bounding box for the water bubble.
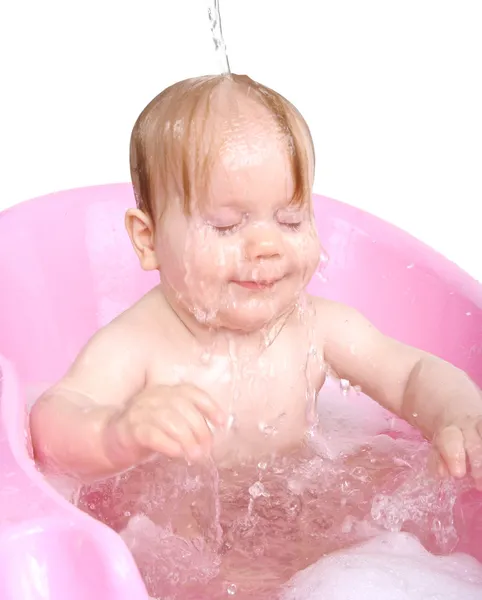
[227,582,237,595]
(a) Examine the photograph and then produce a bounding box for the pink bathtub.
[0,183,480,599]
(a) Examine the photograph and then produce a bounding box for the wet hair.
[129,73,315,222]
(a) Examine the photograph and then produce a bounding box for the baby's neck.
[163,288,301,358]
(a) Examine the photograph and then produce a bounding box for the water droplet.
[466,312,472,316]
[341,515,355,533]
[124,511,131,517]
[258,422,277,436]
[257,461,268,471]
[227,583,237,595]
[249,481,269,499]
[226,413,235,430]
[432,518,442,532]
[352,467,368,481]
[341,479,350,492]
[353,385,362,395]
[200,350,212,364]
[340,378,350,395]
[315,251,329,283]
[406,263,414,269]
[412,412,418,418]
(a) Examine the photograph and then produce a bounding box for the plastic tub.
[0,183,480,599]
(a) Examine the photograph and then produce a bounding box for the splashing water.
[207,0,231,74]
[315,250,329,283]
[74,383,482,599]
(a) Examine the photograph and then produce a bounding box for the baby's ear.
[125,208,159,271]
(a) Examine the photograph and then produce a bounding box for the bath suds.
[75,385,481,599]
[282,531,482,600]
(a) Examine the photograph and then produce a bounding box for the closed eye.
[280,222,302,231]
[211,223,241,235]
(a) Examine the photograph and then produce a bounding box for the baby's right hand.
[110,384,226,463]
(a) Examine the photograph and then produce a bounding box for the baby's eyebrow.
[203,203,242,214]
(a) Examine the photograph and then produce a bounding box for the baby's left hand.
[433,416,482,490]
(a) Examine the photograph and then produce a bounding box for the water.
[74,383,482,599]
[207,0,231,74]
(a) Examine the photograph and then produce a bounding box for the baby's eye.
[276,209,304,232]
[210,223,241,236]
[280,221,302,232]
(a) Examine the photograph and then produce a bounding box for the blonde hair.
[129,73,315,221]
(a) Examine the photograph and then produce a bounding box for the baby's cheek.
[291,232,321,274]
[190,237,233,281]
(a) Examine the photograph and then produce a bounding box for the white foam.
[282,531,482,600]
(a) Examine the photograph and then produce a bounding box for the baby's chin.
[197,298,296,333]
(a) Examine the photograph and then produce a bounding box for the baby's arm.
[30,318,149,480]
[316,298,482,487]
[30,309,225,482]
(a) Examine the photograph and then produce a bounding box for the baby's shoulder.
[307,295,366,339]
[307,294,348,325]
[55,288,171,403]
[106,285,172,343]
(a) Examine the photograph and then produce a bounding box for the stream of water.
[207,0,231,74]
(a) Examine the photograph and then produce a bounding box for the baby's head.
[126,74,322,332]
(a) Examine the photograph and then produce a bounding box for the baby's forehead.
[183,94,297,191]
[198,91,289,154]
[131,75,314,220]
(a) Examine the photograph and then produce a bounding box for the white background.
[1,0,481,280]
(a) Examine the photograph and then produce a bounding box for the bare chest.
[147,333,325,463]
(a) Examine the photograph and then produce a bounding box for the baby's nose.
[245,225,282,261]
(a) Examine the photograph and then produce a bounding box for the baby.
[30,74,482,495]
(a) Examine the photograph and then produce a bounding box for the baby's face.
[156,118,321,332]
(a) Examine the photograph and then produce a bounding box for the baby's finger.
[464,424,482,489]
[161,413,202,461]
[135,423,183,458]
[438,459,448,478]
[429,450,448,478]
[175,399,213,451]
[183,385,227,428]
[433,425,466,478]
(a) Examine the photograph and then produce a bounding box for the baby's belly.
[209,403,313,468]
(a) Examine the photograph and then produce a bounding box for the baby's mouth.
[231,279,281,291]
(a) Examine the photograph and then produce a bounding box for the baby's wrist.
[101,409,145,472]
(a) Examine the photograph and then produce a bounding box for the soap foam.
[282,531,482,600]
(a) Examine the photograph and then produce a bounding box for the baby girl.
[30,73,482,494]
